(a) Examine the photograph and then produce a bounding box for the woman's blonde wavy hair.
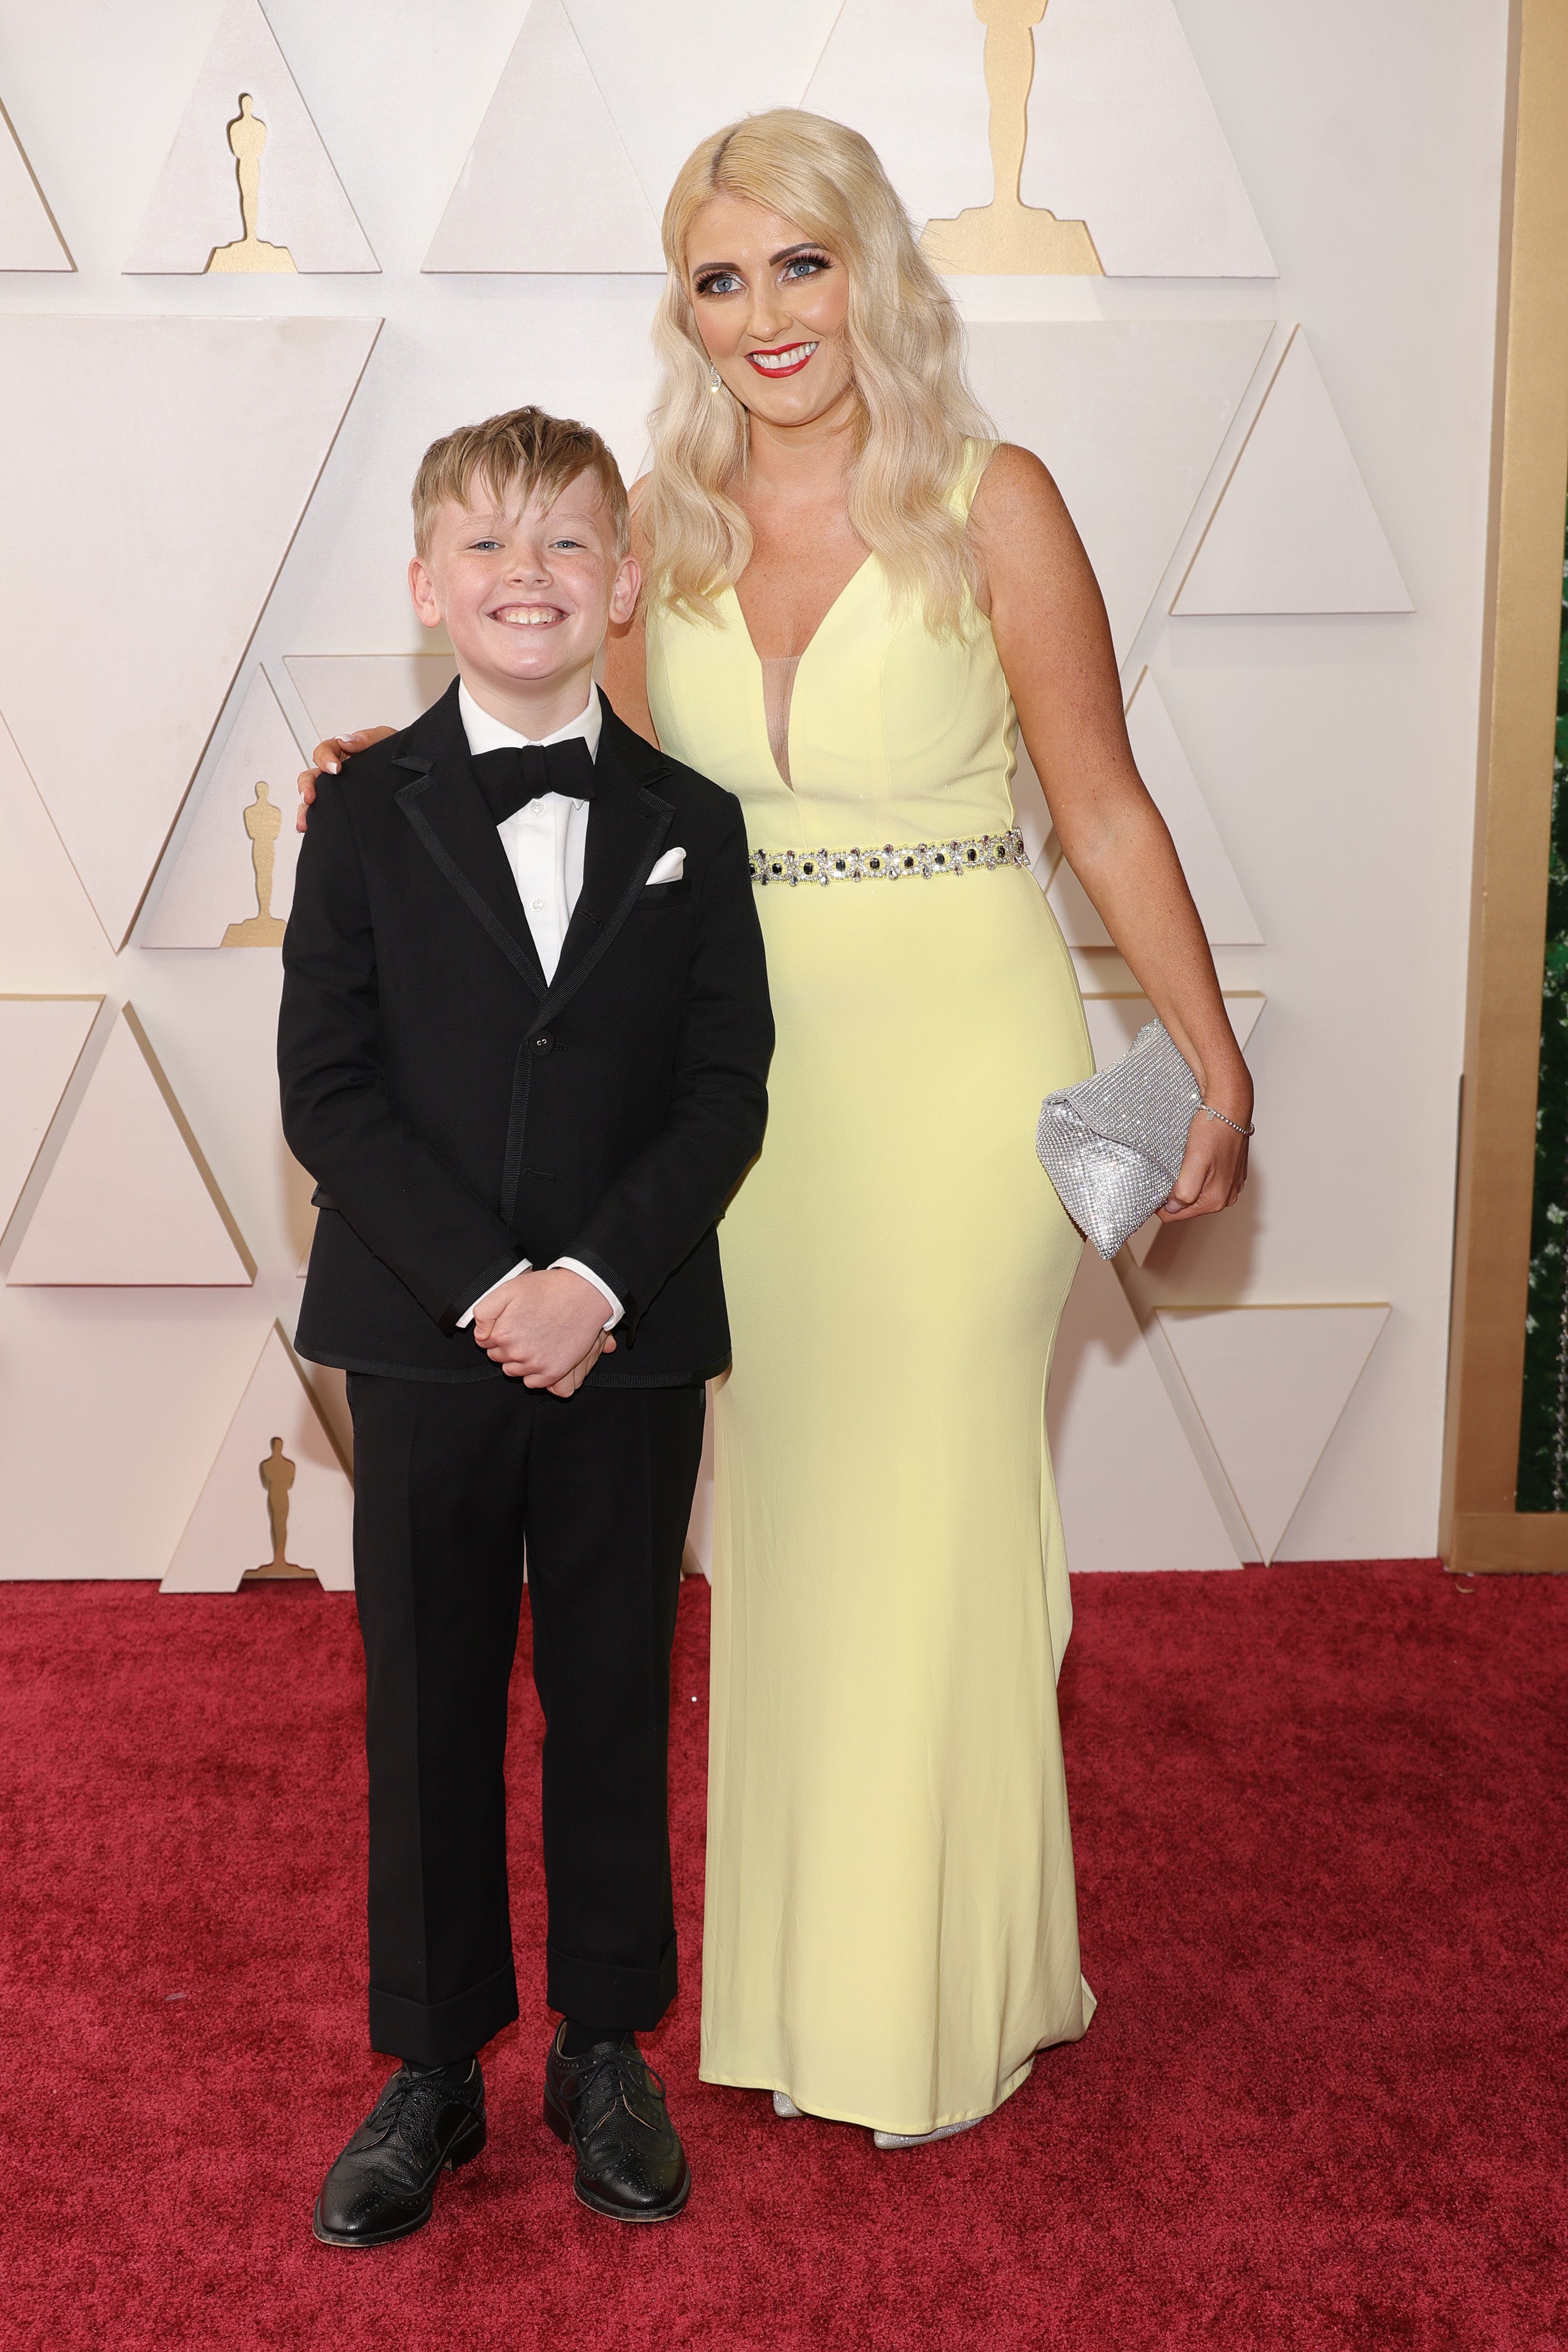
[645,109,995,634]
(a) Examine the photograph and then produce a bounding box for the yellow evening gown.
[645,460,1097,2136]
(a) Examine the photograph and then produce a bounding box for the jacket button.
[531,1032,554,1055]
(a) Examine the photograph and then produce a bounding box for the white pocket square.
[645,847,685,884]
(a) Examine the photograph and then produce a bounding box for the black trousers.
[346,1371,705,2066]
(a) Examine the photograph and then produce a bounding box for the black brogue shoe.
[312,2059,486,2248]
[542,2026,691,2222]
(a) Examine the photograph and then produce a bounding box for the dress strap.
[950,436,998,525]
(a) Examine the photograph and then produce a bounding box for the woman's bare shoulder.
[970,440,1092,611]
[971,441,1072,535]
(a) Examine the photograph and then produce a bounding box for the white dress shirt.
[460,678,600,985]
[455,681,621,1335]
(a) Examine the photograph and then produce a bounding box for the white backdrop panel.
[0,316,379,947]
[424,0,663,274]
[1047,1248,1240,1572]
[1175,328,1414,615]
[8,1008,255,1288]
[564,0,842,216]
[0,716,106,983]
[0,997,100,1234]
[163,1322,353,1591]
[0,93,71,268]
[144,672,305,949]
[1158,1304,1390,1564]
[285,655,457,744]
[965,320,1274,660]
[125,0,377,274]
[1026,0,1276,276]
[0,1295,277,1577]
[801,1,991,229]
[0,0,1513,1574]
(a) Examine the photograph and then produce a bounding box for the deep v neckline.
[726,555,875,793]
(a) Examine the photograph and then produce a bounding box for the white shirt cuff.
[456,1259,530,1329]
[456,1257,623,1332]
[550,1257,623,1329]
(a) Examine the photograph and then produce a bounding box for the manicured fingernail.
[325,761,339,774]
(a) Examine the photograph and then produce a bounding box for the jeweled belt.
[748,825,1030,888]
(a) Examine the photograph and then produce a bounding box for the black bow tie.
[470,737,597,823]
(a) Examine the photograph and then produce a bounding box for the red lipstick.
[745,341,817,379]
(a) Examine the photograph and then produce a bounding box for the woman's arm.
[972,443,1250,1220]
[603,476,660,748]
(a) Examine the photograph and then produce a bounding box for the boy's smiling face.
[408,468,639,729]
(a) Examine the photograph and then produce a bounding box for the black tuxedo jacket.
[279,683,772,1385]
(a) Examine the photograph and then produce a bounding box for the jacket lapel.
[392,686,548,999]
[541,698,675,1018]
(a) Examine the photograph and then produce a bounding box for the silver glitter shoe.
[872,2114,985,2151]
[772,2090,805,2119]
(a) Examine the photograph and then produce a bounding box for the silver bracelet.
[1200,1102,1255,1137]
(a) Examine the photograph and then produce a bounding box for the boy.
[279,407,771,2243]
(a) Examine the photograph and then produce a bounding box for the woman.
[301,110,1250,2148]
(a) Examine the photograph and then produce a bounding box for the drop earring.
[708,362,722,395]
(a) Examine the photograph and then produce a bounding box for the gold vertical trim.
[1441,0,1568,1569]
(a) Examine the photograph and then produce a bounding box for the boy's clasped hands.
[470,1265,616,1395]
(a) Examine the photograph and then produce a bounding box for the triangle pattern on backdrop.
[1155,1303,1389,1562]
[1080,989,1265,1073]
[284,655,458,746]
[1025,0,1275,276]
[565,0,842,223]
[800,0,991,231]
[124,0,376,273]
[8,1005,254,1287]
[0,317,379,947]
[0,712,106,976]
[1047,1246,1240,1572]
[143,671,304,948]
[424,0,664,273]
[1048,669,1263,945]
[1174,328,1413,615]
[965,320,1273,661]
[163,1322,353,1591]
[0,94,72,269]
[0,997,101,1234]
[805,0,1273,274]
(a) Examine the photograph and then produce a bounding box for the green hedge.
[1515,489,1568,1509]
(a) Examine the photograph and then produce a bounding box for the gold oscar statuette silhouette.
[920,0,1102,276]
[222,780,288,947]
[243,1435,315,1582]
[206,93,296,274]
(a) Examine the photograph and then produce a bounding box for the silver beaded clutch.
[1037,1019,1200,1260]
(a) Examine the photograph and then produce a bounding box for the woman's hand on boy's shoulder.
[296,726,396,832]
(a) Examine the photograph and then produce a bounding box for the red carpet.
[1,1563,1564,2351]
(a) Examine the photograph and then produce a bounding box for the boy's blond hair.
[411,405,630,560]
